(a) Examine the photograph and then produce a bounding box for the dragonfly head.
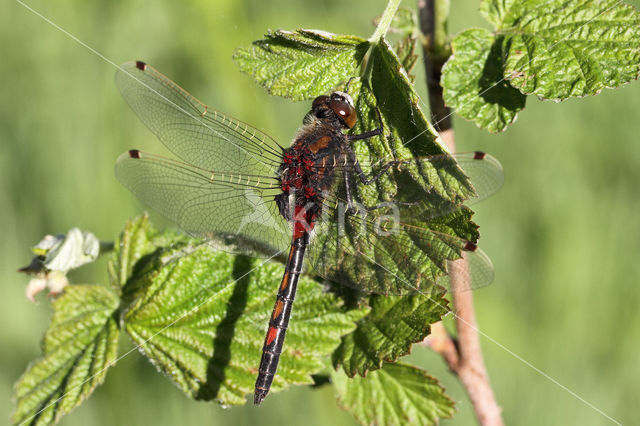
[311,92,357,130]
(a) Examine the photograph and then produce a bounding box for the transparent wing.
[115,61,283,176]
[306,152,502,295]
[310,152,504,217]
[115,150,290,256]
[438,246,495,294]
[397,151,504,205]
[308,203,493,295]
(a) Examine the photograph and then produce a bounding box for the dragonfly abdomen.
[254,230,309,405]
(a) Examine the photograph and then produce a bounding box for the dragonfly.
[114,61,504,405]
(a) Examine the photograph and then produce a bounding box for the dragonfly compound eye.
[312,95,330,110]
[329,96,357,129]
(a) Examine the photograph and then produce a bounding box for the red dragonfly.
[114,61,503,404]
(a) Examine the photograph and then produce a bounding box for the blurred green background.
[2,0,639,424]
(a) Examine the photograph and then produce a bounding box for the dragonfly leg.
[343,152,424,213]
[344,102,399,186]
[275,193,292,221]
[365,200,422,211]
[344,144,399,185]
[346,103,383,141]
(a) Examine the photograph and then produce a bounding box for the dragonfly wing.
[422,151,504,205]
[438,245,495,294]
[115,61,283,177]
[308,208,494,295]
[320,152,504,221]
[115,150,290,257]
[306,151,501,295]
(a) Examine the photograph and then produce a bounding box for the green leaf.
[394,36,418,81]
[333,362,455,425]
[352,41,475,206]
[233,30,370,101]
[443,1,640,131]
[389,7,418,36]
[429,205,480,242]
[442,28,526,133]
[385,7,419,80]
[122,244,366,406]
[13,285,119,426]
[483,0,640,100]
[107,214,187,290]
[333,292,449,377]
[107,214,158,290]
[368,39,448,158]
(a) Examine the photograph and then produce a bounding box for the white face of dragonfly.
[332,91,354,110]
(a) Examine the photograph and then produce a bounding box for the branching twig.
[418,1,504,425]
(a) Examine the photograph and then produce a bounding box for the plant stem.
[419,1,504,425]
[419,0,451,131]
[370,0,402,42]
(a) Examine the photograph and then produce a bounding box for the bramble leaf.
[389,7,419,79]
[482,0,640,100]
[333,362,455,425]
[395,36,419,81]
[13,285,119,426]
[442,0,640,132]
[107,214,187,291]
[233,30,370,101]
[107,213,158,289]
[442,28,526,133]
[122,243,365,405]
[332,292,448,377]
[352,40,476,206]
[368,39,449,158]
[389,7,418,36]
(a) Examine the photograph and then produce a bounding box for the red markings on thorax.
[281,147,305,191]
[304,186,316,198]
[280,136,331,233]
[281,134,334,194]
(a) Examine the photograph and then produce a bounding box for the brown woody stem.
[418,1,504,425]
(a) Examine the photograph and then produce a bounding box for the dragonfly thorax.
[276,114,349,224]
